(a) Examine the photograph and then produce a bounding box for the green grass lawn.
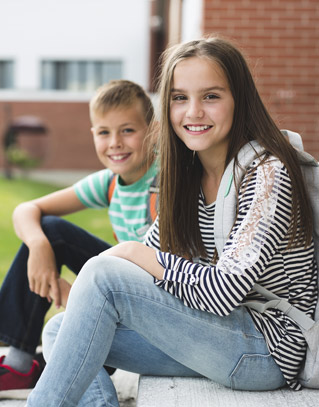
[0,175,117,322]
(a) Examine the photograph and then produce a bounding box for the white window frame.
[41,60,123,91]
[0,60,14,89]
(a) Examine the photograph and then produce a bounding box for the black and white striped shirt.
[144,157,317,390]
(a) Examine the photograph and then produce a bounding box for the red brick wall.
[0,101,104,171]
[202,0,319,158]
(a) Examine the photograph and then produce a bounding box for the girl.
[27,37,317,406]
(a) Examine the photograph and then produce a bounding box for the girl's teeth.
[187,125,210,131]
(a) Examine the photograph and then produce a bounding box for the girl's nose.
[186,100,204,119]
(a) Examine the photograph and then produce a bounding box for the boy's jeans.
[27,255,285,407]
[0,216,111,353]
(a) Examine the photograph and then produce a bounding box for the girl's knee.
[77,255,139,295]
[71,255,117,297]
[80,255,126,282]
[42,312,64,362]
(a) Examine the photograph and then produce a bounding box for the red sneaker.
[0,355,41,399]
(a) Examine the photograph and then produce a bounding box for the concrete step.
[0,401,25,407]
[136,376,319,407]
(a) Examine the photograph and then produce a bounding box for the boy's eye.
[98,130,109,136]
[171,94,187,101]
[122,128,135,134]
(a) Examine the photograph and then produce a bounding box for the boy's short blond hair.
[89,80,154,125]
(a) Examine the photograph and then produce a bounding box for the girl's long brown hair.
[156,37,313,258]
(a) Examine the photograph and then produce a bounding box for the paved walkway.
[1,169,94,187]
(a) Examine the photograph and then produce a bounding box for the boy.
[0,80,157,396]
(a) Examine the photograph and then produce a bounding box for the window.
[0,60,14,89]
[41,60,122,91]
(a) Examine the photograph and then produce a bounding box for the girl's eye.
[204,94,220,100]
[172,94,187,101]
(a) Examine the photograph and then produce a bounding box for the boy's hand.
[49,278,72,309]
[27,240,61,306]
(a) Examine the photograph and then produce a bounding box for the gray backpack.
[214,130,319,388]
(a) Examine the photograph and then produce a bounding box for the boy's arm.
[13,186,86,308]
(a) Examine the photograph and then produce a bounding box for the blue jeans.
[0,216,111,353]
[27,255,285,406]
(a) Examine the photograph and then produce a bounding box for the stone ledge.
[136,376,318,407]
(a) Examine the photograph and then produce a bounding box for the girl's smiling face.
[170,57,235,161]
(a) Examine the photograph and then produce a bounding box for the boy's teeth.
[112,154,128,160]
[187,125,210,131]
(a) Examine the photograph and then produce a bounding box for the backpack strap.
[214,130,319,327]
[107,173,118,242]
[281,129,304,151]
[108,173,158,223]
[279,130,319,321]
[242,283,315,332]
[107,173,117,205]
[214,140,263,256]
[214,130,318,256]
[107,173,158,241]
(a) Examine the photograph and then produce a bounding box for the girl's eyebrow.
[171,86,226,93]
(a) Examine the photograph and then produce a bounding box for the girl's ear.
[90,127,95,136]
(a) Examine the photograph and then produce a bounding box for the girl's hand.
[100,242,164,280]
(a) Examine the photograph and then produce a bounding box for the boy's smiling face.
[91,101,150,185]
